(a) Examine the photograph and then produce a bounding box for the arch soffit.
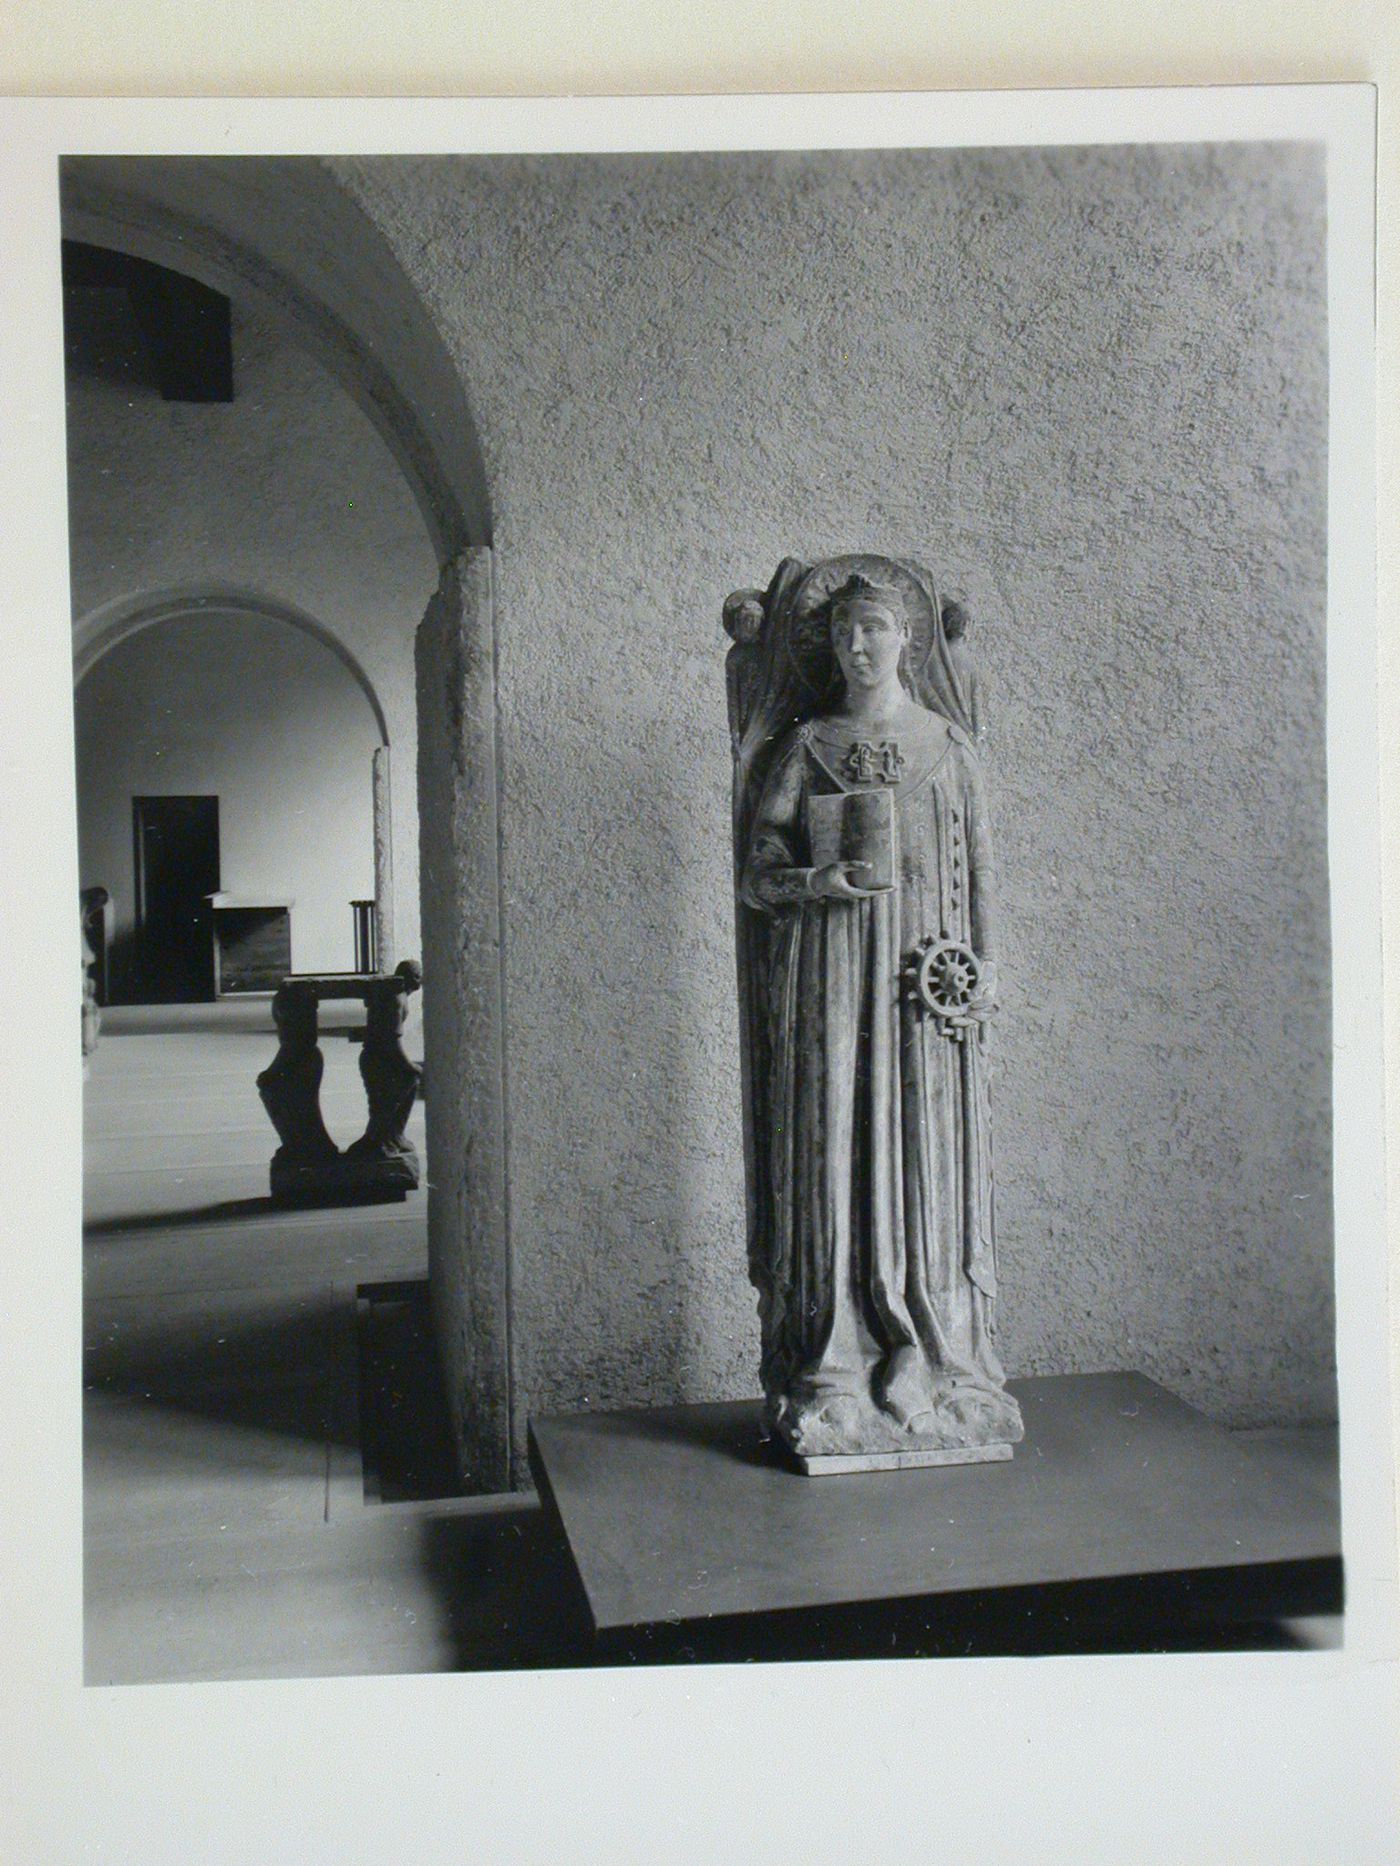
[60,155,492,564]
[74,585,392,746]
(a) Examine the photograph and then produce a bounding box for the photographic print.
[58,121,1366,1686]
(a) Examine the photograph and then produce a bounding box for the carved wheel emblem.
[902,937,981,1041]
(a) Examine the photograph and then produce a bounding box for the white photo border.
[0,85,1392,1866]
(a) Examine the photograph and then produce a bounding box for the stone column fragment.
[372,743,395,972]
[416,546,511,1494]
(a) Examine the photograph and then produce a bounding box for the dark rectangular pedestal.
[212,905,291,994]
[268,1151,418,1207]
[528,1373,1341,1637]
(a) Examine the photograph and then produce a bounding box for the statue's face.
[831,599,906,690]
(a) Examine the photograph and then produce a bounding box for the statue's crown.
[829,570,899,618]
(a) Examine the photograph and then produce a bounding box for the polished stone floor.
[83,1009,1343,1685]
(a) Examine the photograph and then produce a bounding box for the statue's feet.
[777,1390,869,1457]
[876,1351,1025,1449]
[771,1364,1025,1458]
[877,1346,938,1430]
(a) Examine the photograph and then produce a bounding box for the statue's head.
[828,572,910,695]
[939,593,968,642]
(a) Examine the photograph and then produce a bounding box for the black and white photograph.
[2,80,1394,1866]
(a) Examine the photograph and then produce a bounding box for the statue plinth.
[792,1442,1014,1477]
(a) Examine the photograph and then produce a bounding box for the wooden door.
[132,795,221,1002]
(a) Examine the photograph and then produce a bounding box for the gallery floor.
[83,1010,1343,1686]
[83,1006,593,1685]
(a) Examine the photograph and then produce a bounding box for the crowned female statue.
[724,554,1023,1470]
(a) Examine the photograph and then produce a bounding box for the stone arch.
[60,156,492,560]
[63,159,511,1491]
[75,584,399,970]
[74,583,392,745]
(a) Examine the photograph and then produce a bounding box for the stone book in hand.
[806,786,896,891]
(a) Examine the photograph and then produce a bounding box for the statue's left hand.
[954,958,999,1027]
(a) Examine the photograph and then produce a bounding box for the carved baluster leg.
[346,970,422,1192]
[257,981,338,1200]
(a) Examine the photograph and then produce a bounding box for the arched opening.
[74,585,392,742]
[75,596,388,1004]
[66,162,511,1493]
[61,156,492,559]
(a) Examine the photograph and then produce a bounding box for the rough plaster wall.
[66,301,440,971]
[334,143,1332,1445]
[76,609,379,983]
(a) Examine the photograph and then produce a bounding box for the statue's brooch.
[843,739,905,786]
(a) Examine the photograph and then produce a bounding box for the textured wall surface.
[66,300,440,968]
[333,143,1332,1447]
[76,609,380,983]
[416,549,512,1490]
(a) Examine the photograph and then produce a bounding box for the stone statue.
[724,554,1023,1471]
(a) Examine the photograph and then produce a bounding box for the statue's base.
[793,1440,1014,1475]
[770,1377,1024,1467]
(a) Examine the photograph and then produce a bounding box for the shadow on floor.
[86,1198,281,1237]
[407,1504,1342,1672]
[413,1505,598,1671]
[86,1287,358,1449]
[357,1281,466,1505]
[85,1274,467,1475]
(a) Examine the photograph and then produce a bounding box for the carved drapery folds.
[725,554,1022,1472]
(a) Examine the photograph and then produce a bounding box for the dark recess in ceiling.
[63,239,234,403]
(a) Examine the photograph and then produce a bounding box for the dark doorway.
[132,795,220,1002]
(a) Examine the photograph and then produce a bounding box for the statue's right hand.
[810,861,893,900]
